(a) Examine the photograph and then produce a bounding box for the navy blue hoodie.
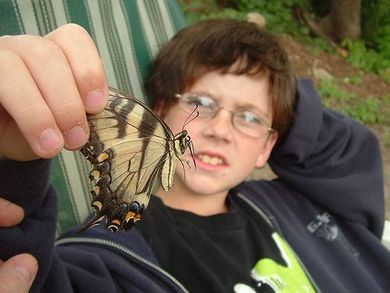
[0,80,389,292]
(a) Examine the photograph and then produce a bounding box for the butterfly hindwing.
[80,88,192,232]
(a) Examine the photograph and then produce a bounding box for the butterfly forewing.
[80,88,193,232]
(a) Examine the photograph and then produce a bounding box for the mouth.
[195,152,228,168]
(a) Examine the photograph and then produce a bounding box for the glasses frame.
[175,93,275,138]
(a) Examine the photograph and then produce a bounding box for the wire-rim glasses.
[175,93,275,138]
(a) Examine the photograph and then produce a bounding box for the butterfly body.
[80,89,193,232]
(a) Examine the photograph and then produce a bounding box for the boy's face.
[162,70,277,198]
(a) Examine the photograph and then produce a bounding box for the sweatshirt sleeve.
[0,159,178,293]
[269,79,385,237]
[0,159,57,291]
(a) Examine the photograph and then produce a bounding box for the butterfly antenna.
[182,105,199,131]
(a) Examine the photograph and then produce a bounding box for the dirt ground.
[277,35,390,220]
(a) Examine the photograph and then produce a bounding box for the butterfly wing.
[80,89,184,232]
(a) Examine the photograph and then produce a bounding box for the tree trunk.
[318,0,361,42]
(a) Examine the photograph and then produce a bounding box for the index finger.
[46,24,108,114]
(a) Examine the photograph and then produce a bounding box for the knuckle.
[48,23,90,43]
[54,98,82,116]
[27,38,63,60]
[11,101,58,136]
[57,23,89,36]
[0,49,20,71]
[0,35,66,77]
[16,105,52,130]
[79,66,105,86]
[0,34,13,42]
[0,34,20,43]
[51,98,86,128]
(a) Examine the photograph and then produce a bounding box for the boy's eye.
[188,95,215,108]
[185,94,216,111]
[235,111,262,126]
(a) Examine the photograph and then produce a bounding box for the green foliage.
[194,8,246,23]
[308,37,335,55]
[361,0,390,60]
[178,0,218,24]
[385,126,390,147]
[348,98,379,124]
[342,39,390,79]
[179,0,390,79]
[319,79,382,124]
[180,0,306,34]
[319,79,354,105]
[347,75,363,86]
[179,0,336,55]
[383,95,390,125]
[379,69,390,84]
[228,0,311,37]
[177,0,233,22]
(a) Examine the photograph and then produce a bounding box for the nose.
[203,109,234,141]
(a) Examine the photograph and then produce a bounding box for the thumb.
[0,254,38,293]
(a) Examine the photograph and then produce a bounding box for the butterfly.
[80,88,195,232]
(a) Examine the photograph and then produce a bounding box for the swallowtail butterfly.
[80,88,194,232]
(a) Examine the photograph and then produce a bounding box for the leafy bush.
[179,0,390,79]
[349,98,380,124]
[319,79,383,124]
[361,0,390,60]
[342,39,390,83]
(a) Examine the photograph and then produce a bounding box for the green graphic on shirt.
[250,233,315,292]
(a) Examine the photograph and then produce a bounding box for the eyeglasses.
[175,93,275,138]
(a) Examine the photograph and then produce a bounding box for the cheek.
[163,108,185,132]
[164,110,201,137]
[237,141,266,168]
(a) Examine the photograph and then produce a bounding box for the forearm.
[0,159,149,292]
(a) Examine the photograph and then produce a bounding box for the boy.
[0,19,389,292]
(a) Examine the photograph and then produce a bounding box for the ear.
[255,131,278,168]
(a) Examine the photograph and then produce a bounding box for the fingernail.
[64,125,88,149]
[39,128,61,151]
[86,89,106,112]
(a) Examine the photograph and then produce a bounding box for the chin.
[174,171,235,197]
[188,184,228,197]
[174,161,251,195]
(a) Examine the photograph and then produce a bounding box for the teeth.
[198,154,224,165]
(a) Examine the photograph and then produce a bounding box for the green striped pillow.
[0,0,186,234]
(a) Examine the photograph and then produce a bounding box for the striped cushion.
[0,0,186,233]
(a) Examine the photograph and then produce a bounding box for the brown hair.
[146,19,296,140]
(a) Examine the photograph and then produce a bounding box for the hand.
[0,24,108,161]
[0,197,38,292]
